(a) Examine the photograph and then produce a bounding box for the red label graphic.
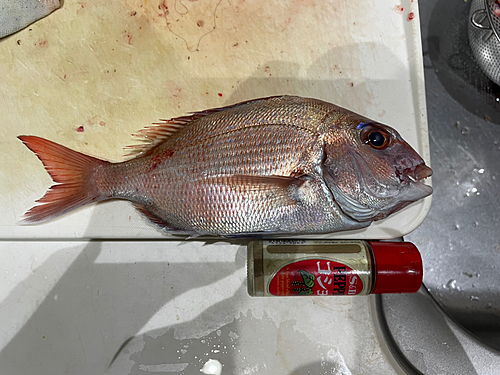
[268,259,363,296]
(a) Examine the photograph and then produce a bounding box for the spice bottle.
[247,240,422,297]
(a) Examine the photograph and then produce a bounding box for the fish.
[18,95,432,237]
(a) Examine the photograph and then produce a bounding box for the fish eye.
[360,124,392,150]
[368,131,385,147]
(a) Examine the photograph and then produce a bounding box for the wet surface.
[405,0,500,351]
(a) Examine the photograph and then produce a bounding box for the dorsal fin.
[124,119,185,157]
[123,109,232,158]
[124,96,287,158]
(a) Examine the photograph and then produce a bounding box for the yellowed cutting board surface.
[0,0,430,239]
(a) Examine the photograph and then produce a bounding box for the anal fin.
[133,203,196,235]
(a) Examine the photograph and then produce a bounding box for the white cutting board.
[0,0,431,239]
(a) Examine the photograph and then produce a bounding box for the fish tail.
[18,135,108,223]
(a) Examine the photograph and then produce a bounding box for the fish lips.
[394,163,434,200]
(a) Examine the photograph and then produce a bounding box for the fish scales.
[18,96,433,236]
[122,102,327,234]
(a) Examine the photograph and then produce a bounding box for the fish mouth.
[396,163,433,183]
[396,163,432,182]
[395,163,433,195]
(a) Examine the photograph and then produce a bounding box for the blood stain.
[99,121,106,126]
[218,93,223,97]
[122,31,133,45]
[394,5,404,14]
[149,150,174,172]
[76,126,85,132]
[171,86,182,98]
[407,12,415,21]
[197,20,205,27]
[159,1,169,14]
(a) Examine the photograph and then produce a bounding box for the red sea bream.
[19,96,432,237]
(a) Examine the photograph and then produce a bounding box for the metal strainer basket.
[469,0,500,85]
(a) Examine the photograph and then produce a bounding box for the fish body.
[19,96,432,237]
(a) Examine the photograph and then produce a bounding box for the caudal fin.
[18,136,107,223]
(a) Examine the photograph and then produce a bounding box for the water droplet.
[470,296,480,301]
[445,279,458,290]
[473,221,479,227]
[201,359,222,375]
[180,349,187,354]
[461,127,469,135]
[464,184,479,197]
[453,224,460,230]
[216,330,222,336]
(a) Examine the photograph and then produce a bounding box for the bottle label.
[268,258,363,296]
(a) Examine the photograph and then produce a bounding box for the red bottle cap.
[369,241,423,294]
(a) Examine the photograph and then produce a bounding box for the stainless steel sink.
[374,0,500,372]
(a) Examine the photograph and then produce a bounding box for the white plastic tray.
[0,0,431,239]
[0,240,400,375]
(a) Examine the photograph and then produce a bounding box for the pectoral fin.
[206,174,305,207]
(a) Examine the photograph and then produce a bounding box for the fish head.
[322,117,433,222]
